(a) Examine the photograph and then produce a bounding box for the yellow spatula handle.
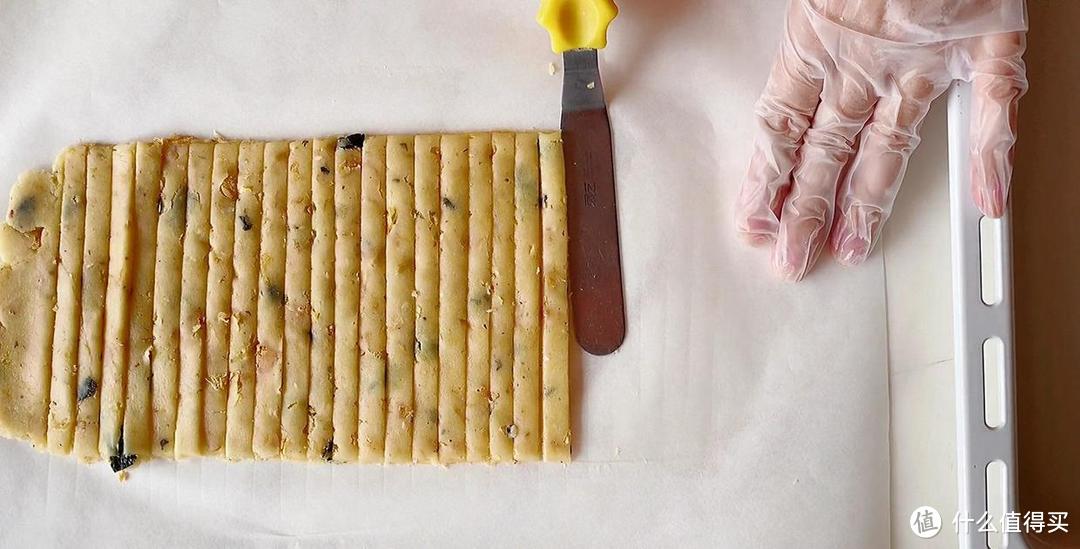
[537,0,618,53]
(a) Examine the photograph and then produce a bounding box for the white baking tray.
[948,81,1024,549]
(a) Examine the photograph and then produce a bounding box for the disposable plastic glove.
[735,0,1028,281]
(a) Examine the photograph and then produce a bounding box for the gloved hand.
[735,0,1028,281]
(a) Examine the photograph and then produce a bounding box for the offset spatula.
[538,0,626,355]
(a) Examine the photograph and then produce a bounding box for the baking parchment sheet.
[0,1,889,546]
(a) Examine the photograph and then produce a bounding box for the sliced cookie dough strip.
[47,146,88,455]
[383,135,415,464]
[512,133,542,462]
[98,144,135,461]
[331,134,364,462]
[488,133,516,462]
[150,140,189,458]
[253,141,288,460]
[358,136,388,463]
[281,140,313,460]
[224,142,263,460]
[411,135,441,464]
[437,134,469,464]
[538,133,571,463]
[306,138,336,462]
[72,145,113,462]
[464,134,493,462]
[121,141,163,460]
[0,170,61,445]
[204,142,240,457]
[175,141,214,458]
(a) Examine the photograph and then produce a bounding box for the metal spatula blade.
[538,0,626,355]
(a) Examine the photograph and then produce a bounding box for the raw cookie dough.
[512,133,542,462]
[465,134,493,462]
[0,133,570,468]
[331,135,363,462]
[150,140,189,458]
[306,138,336,461]
[384,135,415,464]
[174,141,214,458]
[224,141,263,460]
[488,133,516,463]
[72,145,113,462]
[252,141,288,460]
[411,135,441,464]
[437,134,469,464]
[47,145,88,455]
[281,140,314,461]
[0,170,61,446]
[205,142,239,457]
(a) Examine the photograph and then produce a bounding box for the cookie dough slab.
[384,135,415,464]
[174,141,214,458]
[72,145,113,462]
[205,142,239,457]
[411,135,441,464]
[253,141,288,460]
[98,144,135,460]
[465,134,493,462]
[0,132,573,466]
[539,132,571,463]
[47,146,88,455]
[150,140,189,458]
[358,136,388,463]
[488,133,517,463]
[224,142,263,460]
[437,134,469,464]
[121,141,164,460]
[281,140,313,460]
[331,135,363,462]
[512,133,542,462]
[0,170,61,446]
[306,138,336,461]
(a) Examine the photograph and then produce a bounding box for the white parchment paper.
[0,1,890,546]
